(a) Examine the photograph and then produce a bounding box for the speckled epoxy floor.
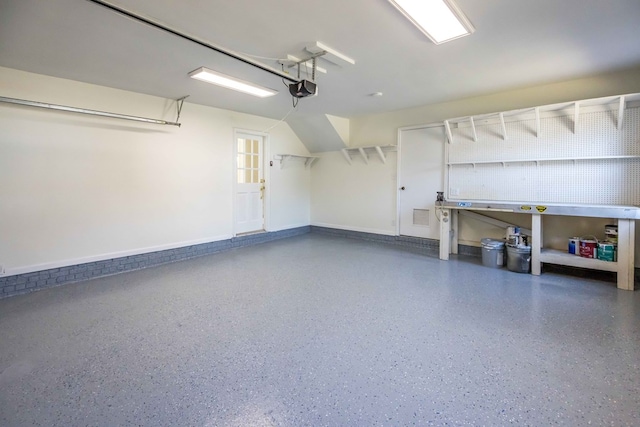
[1,234,639,426]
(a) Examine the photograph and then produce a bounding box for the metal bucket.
[506,244,531,273]
[481,238,505,268]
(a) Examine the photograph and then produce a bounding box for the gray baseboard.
[310,226,437,251]
[0,226,310,299]
[3,225,636,298]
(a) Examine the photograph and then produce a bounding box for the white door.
[399,126,445,239]
[235,133,265,234]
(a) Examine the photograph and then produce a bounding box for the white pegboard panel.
[448,106,640,205]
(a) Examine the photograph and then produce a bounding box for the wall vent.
[413,209,430,226]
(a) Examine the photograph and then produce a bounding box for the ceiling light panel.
[388,0,475,44]
[188,67,277,98]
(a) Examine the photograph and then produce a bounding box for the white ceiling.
[1,0,640,122]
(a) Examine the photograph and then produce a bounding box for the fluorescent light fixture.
[388,0,475,44]
[188,67,277,98]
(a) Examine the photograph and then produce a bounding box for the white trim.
[311,222,396,236]
[395,127,402,236]
[2,234,233,277]
[398,122,444,131]
[264,133,272,232]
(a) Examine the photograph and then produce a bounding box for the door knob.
[400,186,406,190]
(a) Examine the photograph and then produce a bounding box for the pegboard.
[446,101,640,206]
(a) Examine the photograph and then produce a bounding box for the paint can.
[579,236,598,259]
[568,237,580,255]
[605,224,618,244]
[597,241,617,262]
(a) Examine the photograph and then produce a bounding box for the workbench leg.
[531,214,542,276]
[451,210,459,255]
[439,208,451,260]
[616,219,635,291]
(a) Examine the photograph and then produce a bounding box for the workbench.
[438,201,639,290]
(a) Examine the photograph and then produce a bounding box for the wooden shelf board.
[540,249,617,272]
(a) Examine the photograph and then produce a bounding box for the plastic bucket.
[568,237,580,255]
[597,241,617,262]
[481,238,505,268]
[506,244,531,273]
[579,236,598,259]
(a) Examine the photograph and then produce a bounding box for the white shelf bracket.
[375,146,386,164]
[499,112,508,140]
[444,120,453,144]
[275,154,319,169]
[535,107,541,137]
[358,147,369,164]
[305,157,318,168]
[341,148,352,165]
[470,116,478,142]
[618,96,625,131]
[274,154,290,169]
[574,102,580,134]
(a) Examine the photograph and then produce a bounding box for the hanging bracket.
[176,95,189,123]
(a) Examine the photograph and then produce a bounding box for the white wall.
[311,150,397,235]
[0,67,310,275]
[314,66,640,263]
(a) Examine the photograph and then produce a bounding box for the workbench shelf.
[539,249,618,273]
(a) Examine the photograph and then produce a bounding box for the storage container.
[481,238,505,268]
[506,244,531,273]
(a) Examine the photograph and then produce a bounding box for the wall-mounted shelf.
[448,155,640,168]
[341,145,396,165]
[443,93,640,143]
[273,154,319,169]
